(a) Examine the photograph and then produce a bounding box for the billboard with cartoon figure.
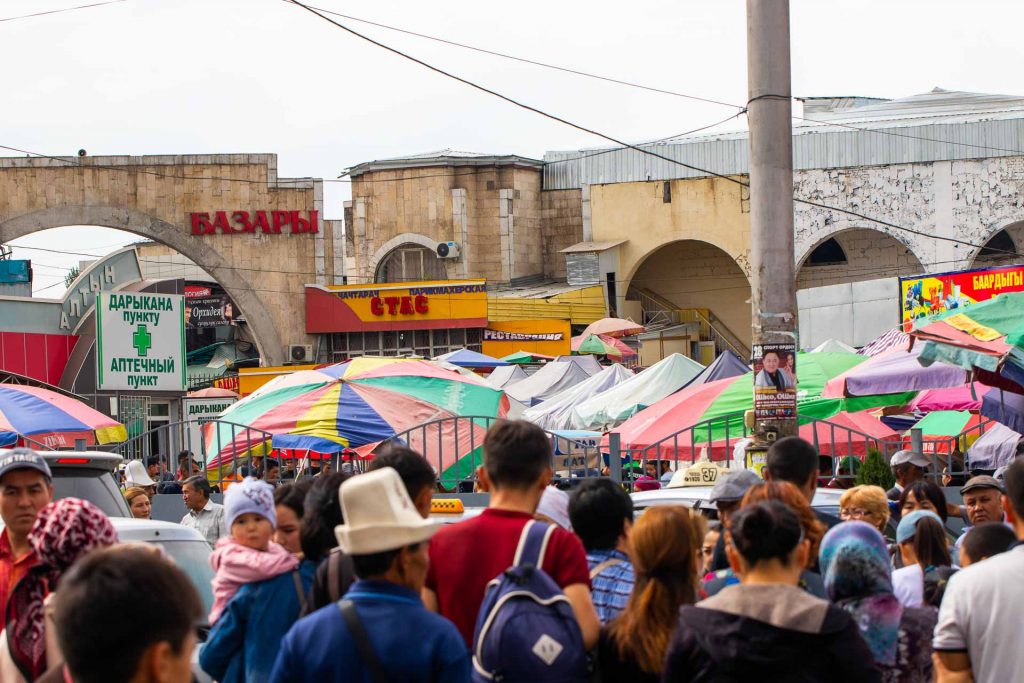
[899,264,1024,332]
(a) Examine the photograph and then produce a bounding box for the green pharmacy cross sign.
[132,325,153,357]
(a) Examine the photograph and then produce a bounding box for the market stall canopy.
[521,364,634,431]
[486,364,529,389]
[186,387,240,398]
[909,383,990,413]
[905,410,985,454]
[607,352,914,458]
[502,351,556,364]
[858,328,910,357]
[812,338,857,354]
[504,360,592,406]
[966,421,1022,470]
[555,354,603,375]
[580,317,645,339]
[570,353,705,430]
[911,292,1024,392]
[981,388,1024,435]
[207,357,509,484]
[433,348,509,368]
[0,384,127,448]
[822,345,966,397]
[686,349,749,387]
[571,334,637,359]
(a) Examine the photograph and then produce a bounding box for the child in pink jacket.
[208,477,298,624]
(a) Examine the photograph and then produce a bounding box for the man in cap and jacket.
[704,469,761,575]
[269,467,469,682]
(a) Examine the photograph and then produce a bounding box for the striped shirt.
[587,548,635,624]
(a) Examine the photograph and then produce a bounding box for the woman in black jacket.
[662,501,880,683]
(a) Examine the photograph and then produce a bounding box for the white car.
[631,485,845,515]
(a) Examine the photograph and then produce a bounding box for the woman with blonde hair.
[123,486,151,520]
[839,485,890,533]
[598,505,704,681]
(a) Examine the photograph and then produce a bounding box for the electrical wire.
[284,0,1024,263]
[0,0,126,23]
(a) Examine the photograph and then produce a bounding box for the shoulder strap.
[338,599,389,683]
[291,570,308,614]
[513,520,555,569]
[328,550,341,603]
[589,557,624,580]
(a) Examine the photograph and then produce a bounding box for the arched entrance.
[971,222,1024,267]
[1,206,284,366]
[0,153,342,365]
[797,228,925,290]
[627,239,752,353]
[375,243,445,283]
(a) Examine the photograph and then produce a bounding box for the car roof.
[631,483,844,509]
[110,517,208,543]
[0,450,123,471]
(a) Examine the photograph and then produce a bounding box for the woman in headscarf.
[0,498,117,682]
[819,521,936,682]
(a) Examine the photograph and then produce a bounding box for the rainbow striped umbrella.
[206,357,509,484]
[0,384,126,449]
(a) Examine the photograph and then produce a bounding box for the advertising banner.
[752,343,797,421]
[900,263,1024,332]
[305,279,488,333]
[481,319,571,357]
[186,294,235,329]
[182,397,237,454]
[96,292,186,392]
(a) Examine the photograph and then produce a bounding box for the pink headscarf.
[6,498,117,680]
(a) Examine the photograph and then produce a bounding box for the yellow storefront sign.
[482,319,571,358]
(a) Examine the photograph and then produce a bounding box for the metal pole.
[608,432,622,484]
[747,0,798,439]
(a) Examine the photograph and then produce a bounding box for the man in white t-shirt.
[933,457,1024,682]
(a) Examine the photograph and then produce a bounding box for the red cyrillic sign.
[190,210,319,235]
[369,295,429,316]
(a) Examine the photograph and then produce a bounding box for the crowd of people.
[0,422,1022,682]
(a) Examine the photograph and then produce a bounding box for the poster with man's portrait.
[752,343,797,420]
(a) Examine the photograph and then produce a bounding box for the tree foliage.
[64,266,80,289]
[855,448,895,489]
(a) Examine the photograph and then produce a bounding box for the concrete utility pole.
[746,0,798,446]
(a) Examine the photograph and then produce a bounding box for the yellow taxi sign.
[430,498,465,514]
[667,460,727,489]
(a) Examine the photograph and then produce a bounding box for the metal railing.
[631,287,751,359]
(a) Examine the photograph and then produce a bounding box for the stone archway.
[627,239,753,350]
[796,227,925,290]
[0,206,284,365]
[0,153,343,366]
[969,220,1024,267]
[368,232,440,279]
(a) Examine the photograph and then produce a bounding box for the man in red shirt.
[0,448,54,615]
[423,420,600,649]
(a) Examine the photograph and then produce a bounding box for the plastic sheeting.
[434,348,509,368]
[521,364,634,431]
[812,338,857,354]
[504,361,593,406]
[486,365,529,389]
[554,355,603,375]
[569,354,704,430]
[686,350,749,387]
[967,421,1022,470]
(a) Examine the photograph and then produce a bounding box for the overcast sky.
[4,0,1023,294]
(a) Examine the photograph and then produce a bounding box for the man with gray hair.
[180,475,226,547]
[886,449,930,502]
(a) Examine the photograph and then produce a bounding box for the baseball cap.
[709,469,761,504]
[896,509,943,544]
[960,475,1004,496]
[890,450,931,469]
[0,448,53,482]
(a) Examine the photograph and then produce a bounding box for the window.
[376,244,446,283]
[807,238,847,266]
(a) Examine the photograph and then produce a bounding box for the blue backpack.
[471,520,589,683]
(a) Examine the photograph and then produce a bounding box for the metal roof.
[560,239,628,253]
[543,89,1024,189]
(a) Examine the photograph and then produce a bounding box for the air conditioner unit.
[288,344,313,363]
[436,241,461,259]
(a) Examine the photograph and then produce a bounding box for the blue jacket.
[269,579,470,683]
[200,560,316,683]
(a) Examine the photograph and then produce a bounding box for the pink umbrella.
[908,383,990,413]
[580,317,645,338]
[187,387,240,398]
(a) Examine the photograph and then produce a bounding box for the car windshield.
[52,469,130,517]
[156,540,215,621]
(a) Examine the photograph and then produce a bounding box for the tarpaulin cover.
[909,383,989,413]
[966,421,1022,470]
[570,353,705,430]
[504,360,592,406]
[486,364,529,389]
[981,388,1024,435]
[554,355,603,375]
[521,364,634,431]
[685,349,749,387]
[812,338,857,354]
[434,348,509,368]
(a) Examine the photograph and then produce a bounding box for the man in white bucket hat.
[269,467,469,682]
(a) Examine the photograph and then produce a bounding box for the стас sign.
[96,292,186,392]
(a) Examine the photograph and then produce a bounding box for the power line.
[284,0,1024,263]
[0,0,126,23]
